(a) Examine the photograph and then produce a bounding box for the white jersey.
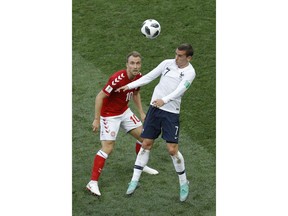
[127,59,196,114]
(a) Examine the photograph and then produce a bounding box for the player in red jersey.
[86,51,158,196]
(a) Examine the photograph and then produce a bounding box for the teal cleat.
[126,180,139,195]
[180,181,189,202]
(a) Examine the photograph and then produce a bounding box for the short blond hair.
[126,51,142,62]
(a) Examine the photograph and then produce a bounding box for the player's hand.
[92,119,100,133]
[115,85,129,92]
[152,99,164,108]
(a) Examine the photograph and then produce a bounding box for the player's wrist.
[126,84,132,90]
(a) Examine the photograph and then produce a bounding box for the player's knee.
[168,148,177,156]
[142,140,153,150]
[101,141,115,154]
[167,144,178,156]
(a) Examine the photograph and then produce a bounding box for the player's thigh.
[100,116,121,141]
[141,106,162,139]
[161,112,180,143]
[128,125,143,141]
[121,108,142,133]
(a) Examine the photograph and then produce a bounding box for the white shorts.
[100,108,142,141]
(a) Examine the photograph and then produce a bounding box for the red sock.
[91,153,106,181]
[135,141,142,154]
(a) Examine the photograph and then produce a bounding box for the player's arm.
[161,73,195,104]
[132,90,146,122]
[128,64,163,89]
[92,90,108,133]
[116,61,165,92]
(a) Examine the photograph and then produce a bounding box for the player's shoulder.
[107,69,127,87]
[187,63,196,74]
[110,69,126,79]
[157,59,175,69]
[161,59,175,65]
[185,63,196,79]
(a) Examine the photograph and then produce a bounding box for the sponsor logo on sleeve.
[184,80,191,89]
[105,85,113,93]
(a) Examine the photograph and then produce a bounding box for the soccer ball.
[141,19,161,39]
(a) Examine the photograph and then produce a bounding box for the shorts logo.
[110,131,116,137]
[105,85,113,93]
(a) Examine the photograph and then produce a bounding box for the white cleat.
[143,166,159,175]
[86,180,101,196]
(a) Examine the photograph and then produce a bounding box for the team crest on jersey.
[105,85,113,93]
[110,131,116,137]
[112,73,125,86]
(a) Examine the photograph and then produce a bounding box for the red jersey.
[101,70,142,117]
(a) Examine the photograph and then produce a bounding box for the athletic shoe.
[86,180,101,196]
[179,181,189,202]
[126,180,139,195]
[143,166,159,175]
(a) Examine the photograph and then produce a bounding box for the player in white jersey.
[116,43,196,202]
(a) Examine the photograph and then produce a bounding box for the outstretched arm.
[116,62,164,92]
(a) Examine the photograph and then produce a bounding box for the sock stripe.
[177,170,185,175]
[134,165,144,170]
[97,150,108,159]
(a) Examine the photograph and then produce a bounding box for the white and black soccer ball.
[141,19,161,39]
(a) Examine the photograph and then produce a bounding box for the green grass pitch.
[73,0,215,215]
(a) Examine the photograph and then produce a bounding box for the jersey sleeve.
[102,76,115,96]
[162,69,196,104]
[133,73,142,91]
[127,61,166,89]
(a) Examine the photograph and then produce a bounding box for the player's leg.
[122,108,159,175]
[126,138,154,195]
[129,127,159,175]
[125,106,161,194]
[87,140,114,196]
[162,112,189,202]
[135,140,142,154]
[87,116,120,196]
[167,144,188,186]
[167,143,189,201]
